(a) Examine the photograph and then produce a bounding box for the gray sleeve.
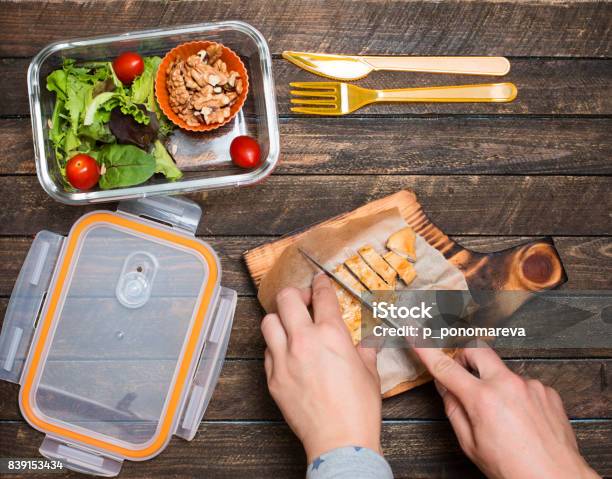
[306,446,394,479]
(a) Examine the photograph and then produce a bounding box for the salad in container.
[28,21,279,204]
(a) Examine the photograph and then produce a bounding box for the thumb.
[357,344,379,380]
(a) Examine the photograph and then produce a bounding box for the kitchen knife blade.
[298,247,404,330]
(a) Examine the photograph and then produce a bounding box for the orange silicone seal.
[19,212,219,459]
[155,41,249,132]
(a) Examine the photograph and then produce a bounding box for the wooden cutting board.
[245,190,566,292]
[244,190,567,396]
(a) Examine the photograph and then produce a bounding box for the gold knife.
[283,51,511,81]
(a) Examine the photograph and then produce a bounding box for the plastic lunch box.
[0,196,237,476]
[28,21,280,205]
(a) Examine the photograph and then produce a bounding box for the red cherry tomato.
[112,52,145,84]
[66,154,100,190]
[230,136,261,169]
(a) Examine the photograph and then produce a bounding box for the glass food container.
[28,21,279,205]
[0,196,237,476]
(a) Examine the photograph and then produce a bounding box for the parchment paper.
[257,208,470,395]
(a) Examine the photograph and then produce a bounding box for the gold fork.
[290,82,517,115]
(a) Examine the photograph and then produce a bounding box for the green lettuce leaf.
[78,121,114,143]
[118,97,150,124]
[63,130,81,155]
[153,140,182,181]
[131,57,161,108]
[83,91,116,126]
[131,56,174,137]
[46,69,68,100]
[98,144,156,189]
[66,79,92,131]
[49,97,67,162]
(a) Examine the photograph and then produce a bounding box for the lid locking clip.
[0,231,63,384]
[40,437,123,477]
[117,196,202,235]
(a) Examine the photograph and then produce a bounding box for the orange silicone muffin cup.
[155,41,249,132]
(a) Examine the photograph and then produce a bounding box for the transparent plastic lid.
[19,210,221,457]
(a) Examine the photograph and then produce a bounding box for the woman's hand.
[412,345,600,479]
[261,274,382,463]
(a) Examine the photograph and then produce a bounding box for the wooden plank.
[0,244,608,353]
[0,236,263,298]
[0,420,609,478]
[1,1,610,57]
[0,119,34,175]
[1,235,609,361]
[0,176,609,236]
[0,359,609,422]
[0,236,610,298]
[275,58,612,116]
[2,117,612,175]
[1,293,610,362]
[243,188,567,287]
[275,117,612,174]
[2,58,611,116]
[0,59,28,117]
[166,287,612,359]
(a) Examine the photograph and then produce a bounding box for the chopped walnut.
[227,71,238,87]
[206,44,223,65]
[166,44,243,127]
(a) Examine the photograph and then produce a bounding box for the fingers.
[459,344,509,379]
[357,344,379,380]
[264,348,273,381]
[261,313,287,357]
[435,380,474,451]
[412,347,480,403]
[298,287,312,306]
[275,287,314,334]
[546,385,569,418]
[311,274,343,325]
[529,380,578,450]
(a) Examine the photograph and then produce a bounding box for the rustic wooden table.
[0,1,610,477]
